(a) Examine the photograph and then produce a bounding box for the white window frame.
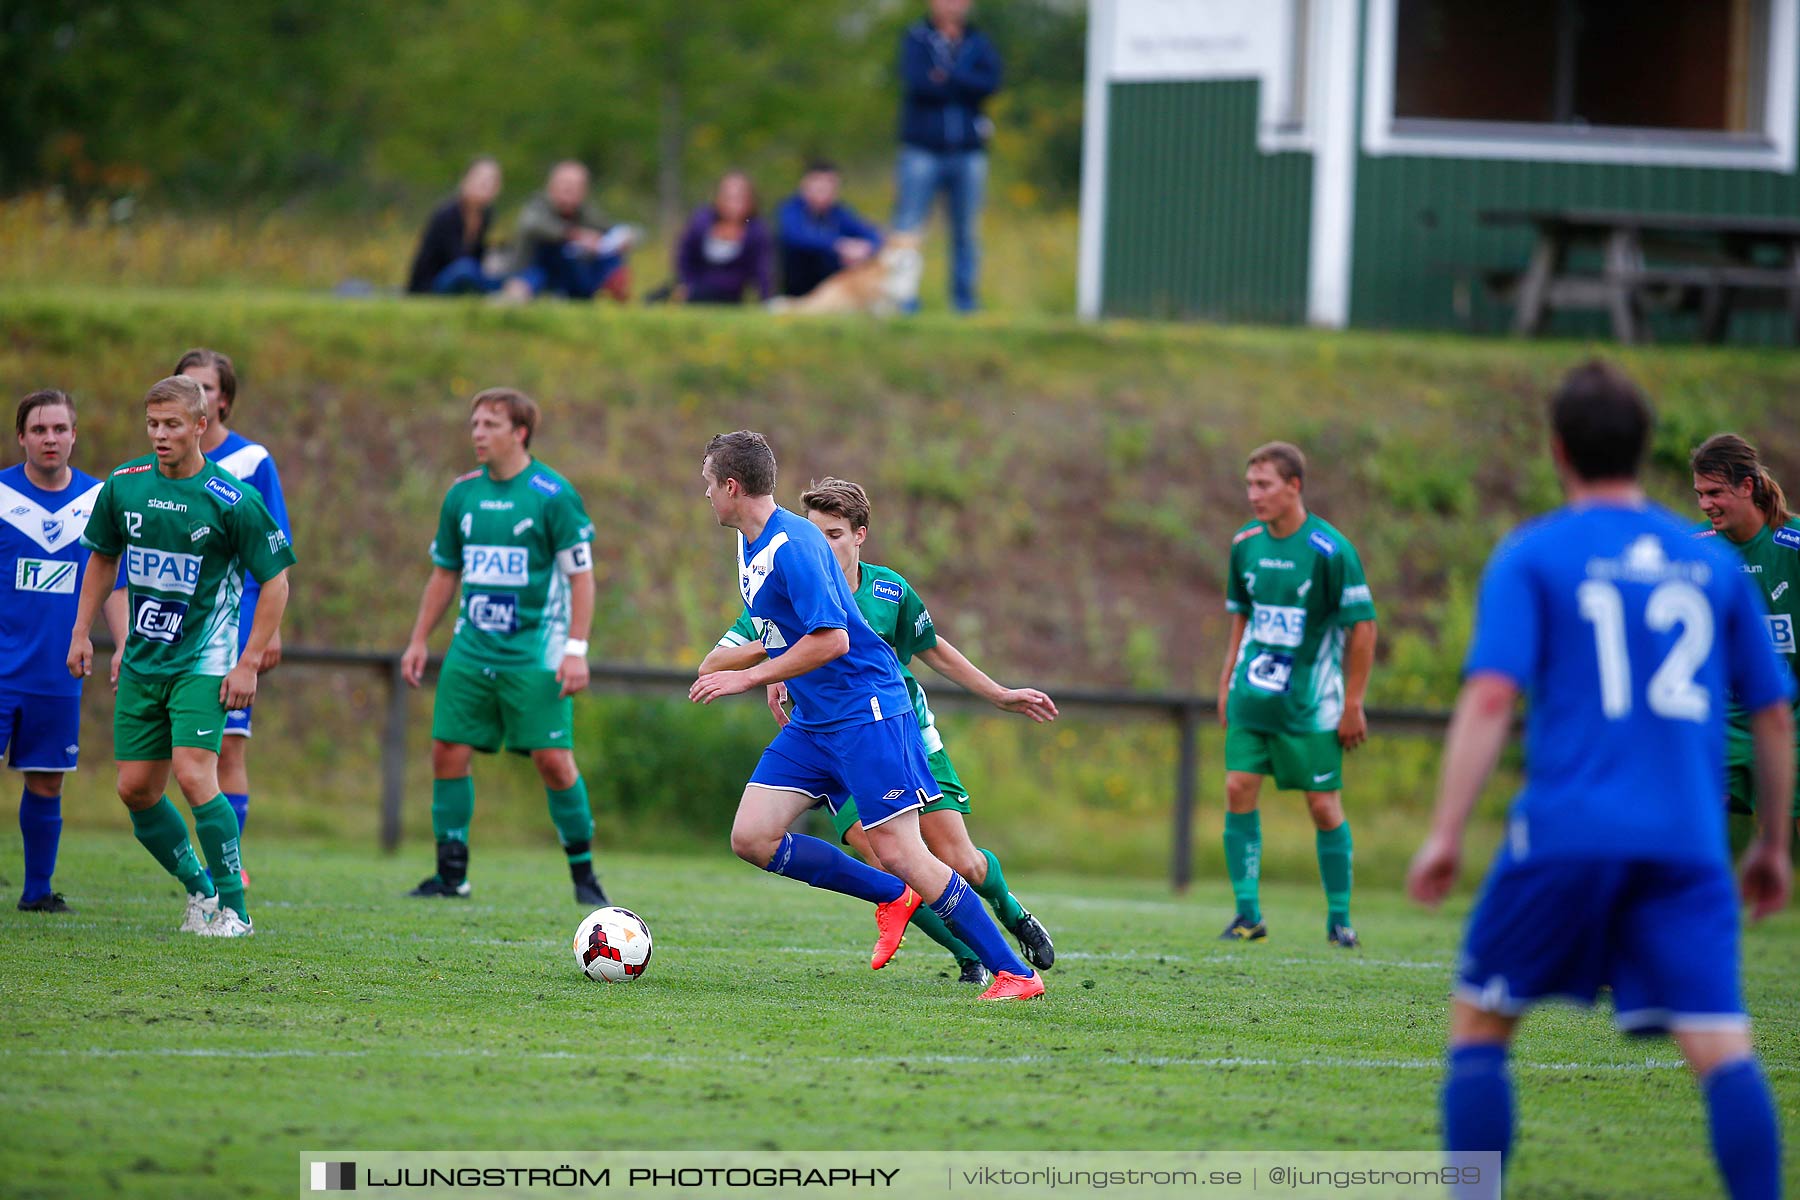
[1362,0,1800,172]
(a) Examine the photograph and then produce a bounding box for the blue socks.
[929,872,1032,978]
[1705,1058,1780,1200]
[224,791,249,834]
[19,790,63,903]
[1444,1043,1513,1176]
[764,833,905,904]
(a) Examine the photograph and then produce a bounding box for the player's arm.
[1339,619,1377,750]
[66,552,119,679]
[401,567,460,688]
[223,569,288,710]
[690,627,848,704]
[1741,701,1795,921]
[699,642,768,674]
[914,638,1057,723]
[103,586,129,687]
[1217,611,1247,729]
[1407,670,1517,907]
[557,561,595,698]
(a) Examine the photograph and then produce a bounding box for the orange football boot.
[977,970,1046,1001]
[871,886,922,969]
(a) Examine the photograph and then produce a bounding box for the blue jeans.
[892,146,987,312]
[518,242,625,299]
[430,256,504,295]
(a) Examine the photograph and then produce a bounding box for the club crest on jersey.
[871,579,904,604]
[513,517,534,536]
[41,518,63,544]
[188,524,212,544]
[132,594,188,643]
[125,547,203,596]
[1308,530,1337,557]
[1774,528,1800,552]
[466,592,519,634]
[528,474,562,497]
[462,544,529,587]
[16,558,77,594]
[204,476,243,506]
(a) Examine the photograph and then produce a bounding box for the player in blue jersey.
[1409,363,1793,1200]
[689,431,1045,1001]
[3,391,107,911]
[105,350,292,885]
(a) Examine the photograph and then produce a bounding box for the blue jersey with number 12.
[1466,502,1792,866]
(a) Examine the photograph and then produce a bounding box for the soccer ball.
[573,906,653,983]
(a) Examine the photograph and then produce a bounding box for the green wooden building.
[1078,0,1800,340]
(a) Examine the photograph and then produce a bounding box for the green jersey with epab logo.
[429,460,595,671]
[1225,514,1377,735]
[82,455,295,677]
[1699,520,1800,731]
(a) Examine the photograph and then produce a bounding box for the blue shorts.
[749,715,942,829]
[224,703,253,738]
[1457,854,1746,1035]
[0,690,82,773]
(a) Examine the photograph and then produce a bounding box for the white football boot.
[178,892,220,934]
[198,907,254,938]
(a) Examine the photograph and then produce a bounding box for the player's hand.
[1338,701,1369,750]
[109,651,122,692]
[221,663,259,711]
[1216,689,1229,730]
[1406,832,1462,908]
[400,640,429,688]
[557,652,590,698]
[1739,838,1793,922]
[766,682,791,728]
[995,687,1058,723]
[67,635,93,680]
[690,670,754,704]
[259,630,283,672]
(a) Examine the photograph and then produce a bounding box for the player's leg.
[732,782,907,908]
[843,804,982,981]
[1275,728,1355,945]
[1443,1001,1519,1180]
[501,667,605,902]
[219,710,251,832]
[114,672,218,928]
[10,690,81,912]
[920,798,1055,970]
[165,675,248,932]
[1617,861,1779,1200]
[1220,727,1270,939]
[415,658,500,896]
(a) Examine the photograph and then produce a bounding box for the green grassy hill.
[4,290,1796,879]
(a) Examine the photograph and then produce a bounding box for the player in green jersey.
[1692,433,1800,836]
[67,376,294,937]
[1216,442,1377,948]
[400,388,608,905]
[698,477,1058,984]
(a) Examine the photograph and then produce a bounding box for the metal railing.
[120,643,1455,890]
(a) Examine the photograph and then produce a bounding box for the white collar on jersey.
[213,440,269,480]
[737,529,790,607]
[0,478,105,554]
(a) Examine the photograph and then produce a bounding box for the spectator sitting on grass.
[673,171,772,305]
[407,157,505,295]
[501,160,636,302]
[776,160,882,299]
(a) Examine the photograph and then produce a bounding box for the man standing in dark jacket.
[407,158,503,294]
[893,0,1001,313]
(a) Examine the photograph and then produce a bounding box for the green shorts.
[432,656,573,755]
[1224,725,1343,792]
[1725,733,1800,819]
[830,746,970,843]
[115,669,228,761]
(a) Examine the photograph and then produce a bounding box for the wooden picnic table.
[1480,208,1800,343]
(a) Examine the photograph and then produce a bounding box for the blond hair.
[144,375,207,421]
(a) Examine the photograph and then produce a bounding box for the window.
[1364,0,1798,169]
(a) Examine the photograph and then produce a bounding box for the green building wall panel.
[1102,81,1312,323]
[1350,154,1800,343]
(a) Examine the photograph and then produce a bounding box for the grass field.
[4,833,1796,1199]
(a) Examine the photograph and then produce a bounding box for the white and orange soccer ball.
[573,906,653,982]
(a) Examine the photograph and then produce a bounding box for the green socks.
[431,776,475,844]
[130,797,213,898]
[971,847,1028,930]
[910,902,979,965]
[1317,821,1354,929]
[1223,810,1263,924]
[192,795,246,920]
[547,778,596,858]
